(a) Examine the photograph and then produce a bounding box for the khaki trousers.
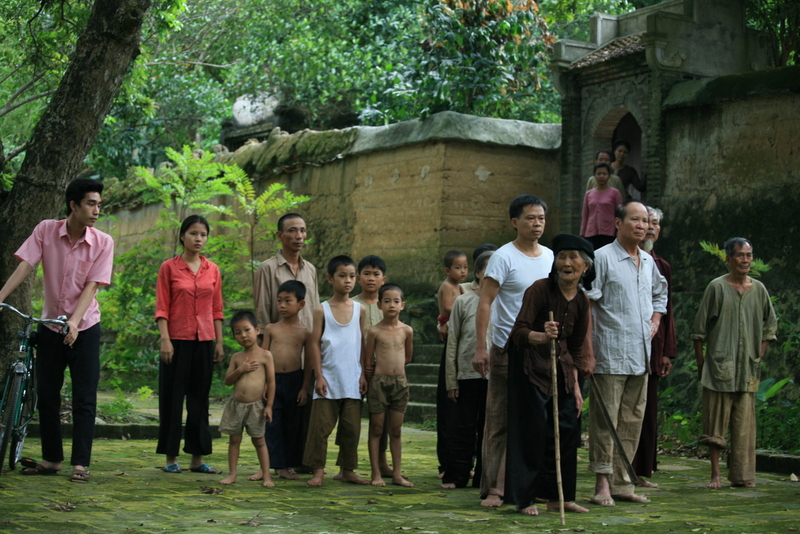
[589,373,648,495]
[479,344,507,498]
[302,398,362,470]
[700,389,756,485]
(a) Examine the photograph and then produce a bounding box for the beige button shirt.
[254,249,319,330]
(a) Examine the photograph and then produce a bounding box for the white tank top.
[314,300,362,400]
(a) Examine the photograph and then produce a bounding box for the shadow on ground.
[1,423,799,533]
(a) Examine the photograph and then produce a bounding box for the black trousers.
[36,323,101,467]
[436,342,452,473]
[265,369,305,469]
[505,346,580,507]
[156,340,214,457]
[442,378,487,487]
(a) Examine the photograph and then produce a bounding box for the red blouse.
[155,255,224,341]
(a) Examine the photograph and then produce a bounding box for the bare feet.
[480,492,503,507]
[333,469,344,481]
[518,505,538,516]
[731,482,756,488]
[371,476,386,487]
[611,493,651,503]
[340,470,368,485]
[707,475,722,489]
[307,469,325,486]
[437,471,445,479]
[548,501,589,513]
[590,494,615,507]
[262,476,275,488]
[393,475,414,487]
[248,470,263,481]
[636,479,659,488]
[278,468,298,480]
[441,483,456,489]
[219,474,236,485]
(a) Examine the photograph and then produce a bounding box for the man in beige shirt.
[254,213,320,339]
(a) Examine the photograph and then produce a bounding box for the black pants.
[442,378,487,487]
[436,341,452,473]
[36,323,101,467]
[265,369,305,469]
[156,340,214,457]
[505,346,580,507]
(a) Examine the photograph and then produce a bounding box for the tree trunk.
[0,0,152,357]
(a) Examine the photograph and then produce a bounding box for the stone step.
[409,383,437,404]
[405,363,439,383]
[404,401,436,424]
[411,344,444,365]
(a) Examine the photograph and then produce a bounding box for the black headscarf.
[548,234,596,291]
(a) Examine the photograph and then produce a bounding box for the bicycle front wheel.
[0,373,22,474]
[9,368,34,471]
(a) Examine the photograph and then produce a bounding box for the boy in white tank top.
[302,256,368,486]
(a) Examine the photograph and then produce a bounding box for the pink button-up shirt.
[15,219,114,331]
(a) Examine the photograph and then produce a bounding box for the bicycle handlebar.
[0,302,69,335]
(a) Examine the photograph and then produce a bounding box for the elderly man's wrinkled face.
[727,243,753,276]
[616,202,648,245]
[646,213,661,242]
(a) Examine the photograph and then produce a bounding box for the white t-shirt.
[484,241,554,348]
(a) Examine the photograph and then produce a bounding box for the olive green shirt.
[352,294,383,337]
[691,275,777,392]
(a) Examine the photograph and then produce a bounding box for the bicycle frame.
[0,303,68,472]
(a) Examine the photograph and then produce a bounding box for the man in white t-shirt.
[472,194,554,507]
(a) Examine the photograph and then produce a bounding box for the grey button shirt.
[586,240,668,375]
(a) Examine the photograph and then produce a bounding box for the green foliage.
[746,0,799,66]
[699,240,771,278]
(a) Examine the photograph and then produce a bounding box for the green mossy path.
[1,424,798,533]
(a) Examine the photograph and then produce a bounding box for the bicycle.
[0,302,68,473]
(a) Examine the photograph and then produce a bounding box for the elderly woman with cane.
[505,234,595,516]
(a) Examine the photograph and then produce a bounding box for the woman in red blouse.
[155,215,225,474]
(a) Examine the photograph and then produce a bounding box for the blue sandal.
[189,464,218,474]
[164,463,181,473]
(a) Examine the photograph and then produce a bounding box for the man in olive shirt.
[692,237,777,489]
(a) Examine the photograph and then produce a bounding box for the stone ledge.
[755,449,800,476]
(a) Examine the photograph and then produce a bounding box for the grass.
[1,422,799,533]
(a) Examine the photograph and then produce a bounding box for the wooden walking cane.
[549,311,566,525]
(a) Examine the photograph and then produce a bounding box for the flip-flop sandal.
[19,457,38,469]
[189,464,218,474]
[70,471,90,483]
[21,464,59,476]
[163,463,181,473]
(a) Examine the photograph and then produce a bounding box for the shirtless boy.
[365,284,414,488]
[436,249,468,477]
[437,250,468,340]
[257,280,312,481]
[219,311,276,487]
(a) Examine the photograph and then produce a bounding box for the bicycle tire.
[0,374,21,475]
[9,369,34,471]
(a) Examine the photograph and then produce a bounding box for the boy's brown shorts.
[368,374,409,414]
[219,397,266,438]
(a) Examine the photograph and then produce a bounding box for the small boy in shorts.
[365,283,415,487]
[303,255,368,486]
[260,280,312,481]
[219,311,276,487]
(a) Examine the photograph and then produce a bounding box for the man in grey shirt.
[586,200,667,506]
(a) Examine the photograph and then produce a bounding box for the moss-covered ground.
[1,422,799,534]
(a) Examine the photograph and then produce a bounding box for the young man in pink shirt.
[0,178,114,483]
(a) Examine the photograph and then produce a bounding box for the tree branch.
[144,60,233,68]
[2,143,28,164]
[0,89,57,118]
